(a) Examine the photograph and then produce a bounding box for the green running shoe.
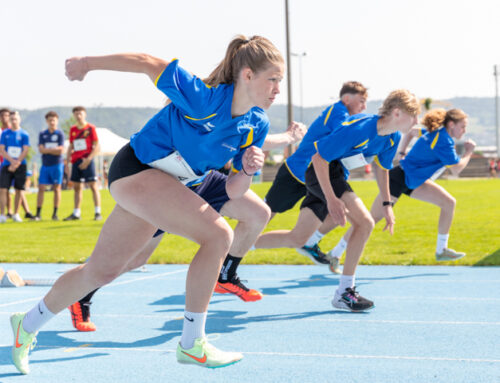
[176,337,243,368]
[328,256,342,274]
[435,248,466,261]
[10,312,37,375]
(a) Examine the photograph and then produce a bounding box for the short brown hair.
[443,108,467,128]
[45,111,59,120]
[379,89,420,117]
[0,108,11,115]
[339,81,368,98]
[72,106,86,113]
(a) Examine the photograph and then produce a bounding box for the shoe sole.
[436,254,466,261]
[295,248,330,265]
[214,286,263,302]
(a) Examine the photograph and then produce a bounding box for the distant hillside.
[13,97,497,152]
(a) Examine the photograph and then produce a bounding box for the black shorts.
[0,164,27,190]
[108,143,152,187]
[389,166,414,198]
[301,160,353,222]
[265,163,306,213]
[70,158,97,183]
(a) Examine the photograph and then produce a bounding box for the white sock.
[337,274,355,294]
[180,311,207,349]
[249,245,256,251]
[73,208,81,217]
[329,237,347,259]
[23,299,56,333]
[304,230,324,248]
[436,233,449,254]
[95,206,101,214]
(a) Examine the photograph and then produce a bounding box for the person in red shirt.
[64,106,102,221]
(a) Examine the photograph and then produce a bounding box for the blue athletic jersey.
[39,129,64,166]
[400,127,460,189]
[130,59,269,185]
[314,114,386,179]
[285,101,349,183]
[0,128,30,166]
[363,131,401,170]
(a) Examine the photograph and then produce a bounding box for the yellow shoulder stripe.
[240,128,254,148]
[323,105,334,126]
[354,139,369,149]
[184,113,217,121]
[373,155,389,170]
[390,138,394,147]
[430,132,440,150]
[341,116,369,126]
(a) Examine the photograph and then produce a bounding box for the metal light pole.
[285,0,293,157]
[291,52,306,122]
[494,65,499,157]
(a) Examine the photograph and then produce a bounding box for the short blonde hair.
[379,89,420,117]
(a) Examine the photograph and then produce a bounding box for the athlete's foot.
[214,275,263,302]
[51,214,59,221]
[68,302,96,332]
[10,313,37,374]
[296,244,331,265]
[329,257,342,274]
[435,248,466,261]
[24,212,36,220]
[94,213,103,221]
[63,213,81,221]
[331,286,374,312]
[177,337,243,368]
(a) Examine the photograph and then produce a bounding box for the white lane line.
[5,345,496,363]
[1,311,496,326]
[0,296,44,308]
[109,268,188,287]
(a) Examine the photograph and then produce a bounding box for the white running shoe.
[12,214,23,222]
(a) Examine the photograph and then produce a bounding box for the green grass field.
[0,178,499,266]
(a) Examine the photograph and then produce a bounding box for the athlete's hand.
[286,121,307,144]
[464,139,476,154]
[327,197,347,227]
[78,158,90,170]
[242,146,265,175]
[65,57,89,81]
[382,205,395,235]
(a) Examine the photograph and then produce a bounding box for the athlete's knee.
[249,202,271,227]
[352,213,375,235]
[201,221,234,255]
[443,195,456,211]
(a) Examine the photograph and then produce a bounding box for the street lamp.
[291,52,307,122]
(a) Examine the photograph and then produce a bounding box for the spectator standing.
[0,108,13,217]
[0,111,32,222]
[36,111,65,220]
[64,106,102,221]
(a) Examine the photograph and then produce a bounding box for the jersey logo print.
[222,143,237,152]
[15,322,23,348]
[181,350,207,363]
[203,122,215,132]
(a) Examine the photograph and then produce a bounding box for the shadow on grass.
[474,248,500,266]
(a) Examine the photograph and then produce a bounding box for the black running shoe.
[331,286,374,312]
[296,244,331,265]
[94,213,102,221]
[63,213,81,221]
[52,214,59,221]
[24,212,36,220]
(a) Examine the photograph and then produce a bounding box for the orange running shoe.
[214,275,263,302]
[68,301,96,332]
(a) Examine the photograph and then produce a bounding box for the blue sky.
[1,0,499,109]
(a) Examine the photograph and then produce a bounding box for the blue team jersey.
[314,114,398,179]
[39,129,65,166]
[130,59,269,185]
[400,127,460,189]
[0,128,30,166]
[285,101,349,183]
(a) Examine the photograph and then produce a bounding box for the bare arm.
[373,163,395,234]
[225,146,265,199]
[448,139,476,176]
[65,53,169,84]
[262,122,307,150]
[397,126,422,160]
[0,144,14,164]
[311,153,347,226]
[39,145,64,156]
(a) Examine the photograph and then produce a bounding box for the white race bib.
[340,153,368,170]
[44,142,58,149]
[7,146,22,159]
[73,139,87,152]
[149,150,201,185]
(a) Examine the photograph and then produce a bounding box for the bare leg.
[87,181,101,209]
[53,184,61,208]
[73,182,82,210]
[37,184,46,209]
[0,188,7,215]
[255,207,322,249]
[220,189,270,258]
[14,190,23,215]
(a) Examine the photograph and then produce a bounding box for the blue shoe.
[296,244,330,265]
